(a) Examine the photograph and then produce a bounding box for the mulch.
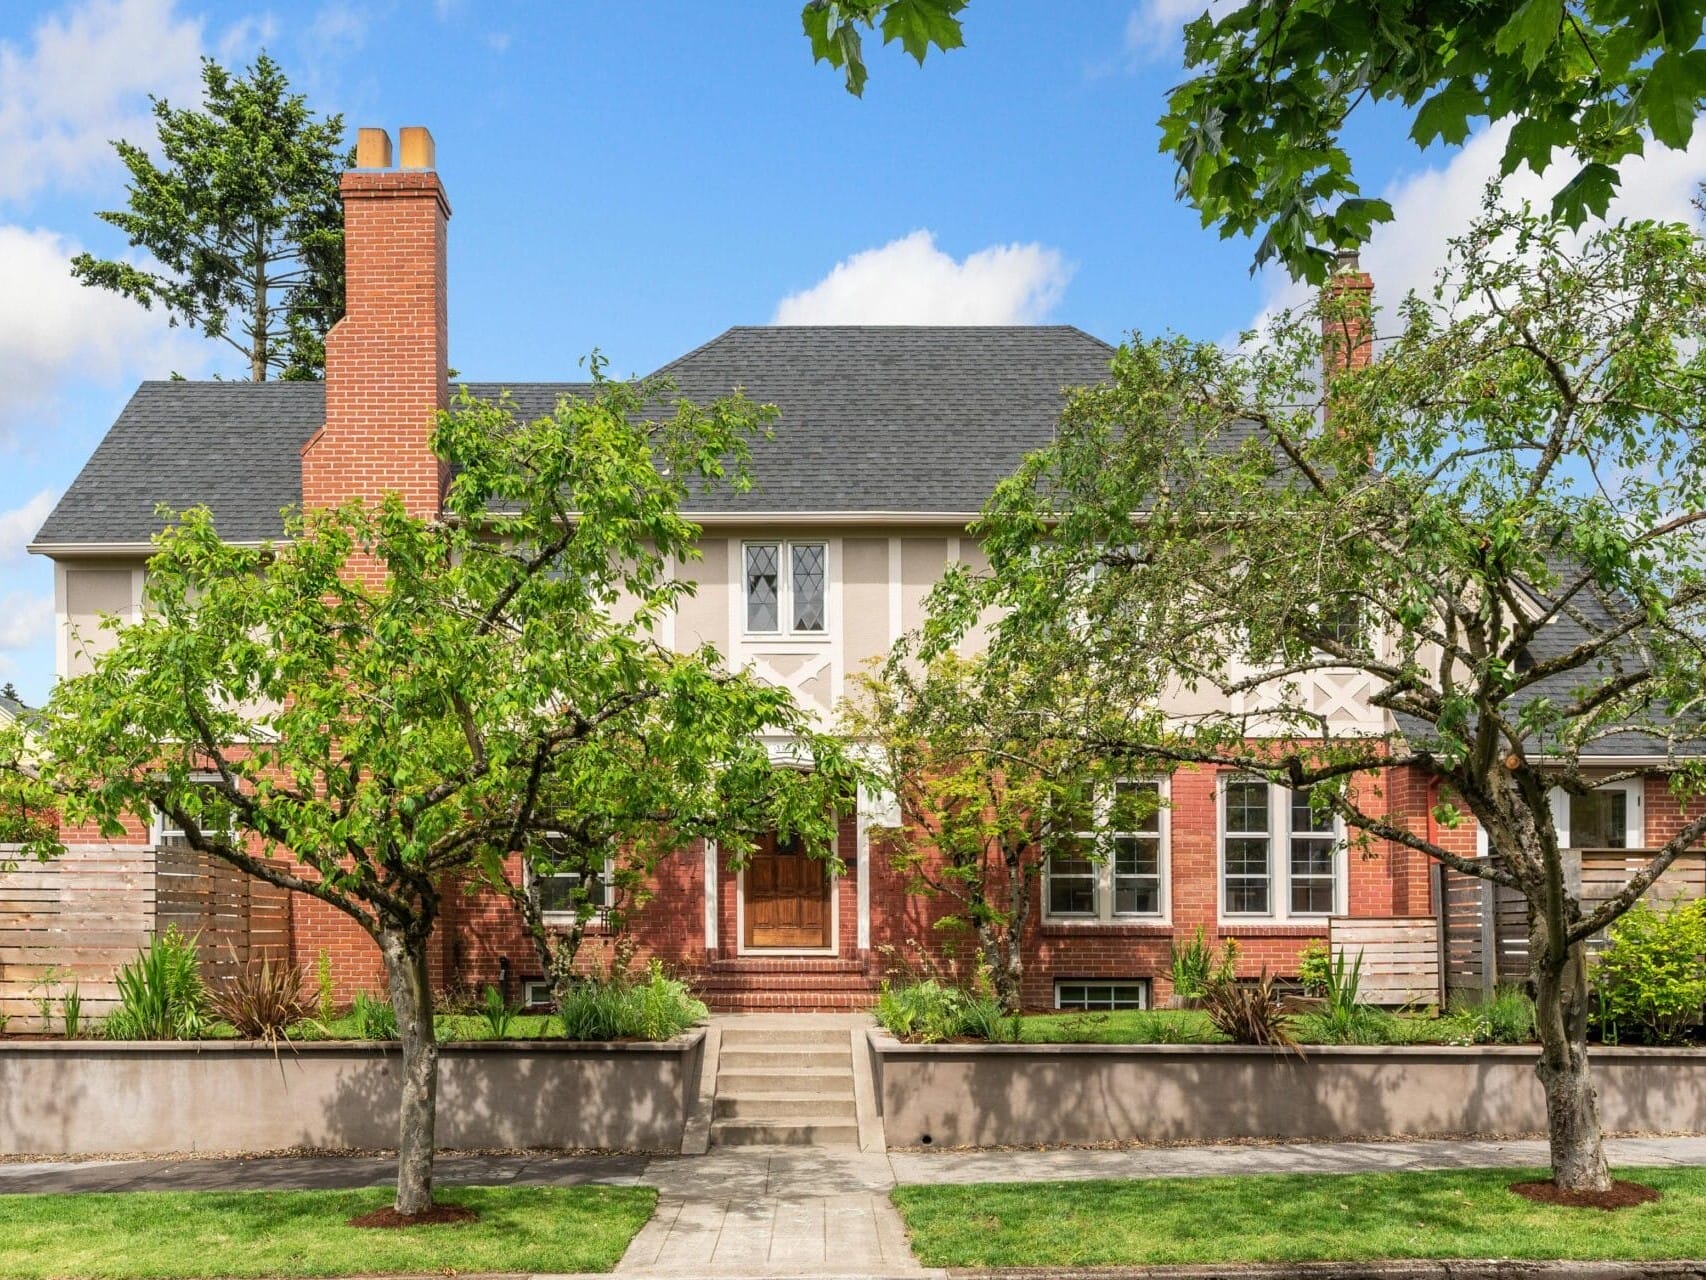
[347,1203,480,1229]
[1509,1178,1662,1210]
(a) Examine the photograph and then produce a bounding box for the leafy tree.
[803,2,1706,282]
[802,0,967,96]
[919,207,1706,1191]
[846,651,1121,1012]
[1165,1,1706,280]
[2,370,860,1216]
[70,53,347,380]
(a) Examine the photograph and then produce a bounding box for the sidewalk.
[6,1136,1706,1278]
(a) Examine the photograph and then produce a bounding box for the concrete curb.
[679,1022,722,1156]
[946,1264,1706,1280]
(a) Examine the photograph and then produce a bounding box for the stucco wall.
[869,1032,1706,1148]
[0,1032,703,1155]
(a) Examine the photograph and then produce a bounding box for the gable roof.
[31,326,1116,549]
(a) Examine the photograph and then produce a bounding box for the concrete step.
[709,1117,860,1147]
[719,1025,851,1048]
[714,1092,858,1121]
[719,1047,850,1070]
[715,1067,854,1094]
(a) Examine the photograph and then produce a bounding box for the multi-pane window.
[153,775,236,845]
[532,861,616,923]
[1221,778,1272,914]
[1554,782,1643,850]
[1055,980,1150,1010]
[1221,779,1342,918]
[1045,779,1166,921]
[744,541,828,635]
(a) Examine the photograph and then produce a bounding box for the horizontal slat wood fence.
[0,842,291,1024]
[1441,849,1706,999]
[1328,915,1441,1007]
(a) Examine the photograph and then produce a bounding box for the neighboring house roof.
[31,326,1117,548]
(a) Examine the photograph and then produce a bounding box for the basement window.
[1054,980,1150,1011]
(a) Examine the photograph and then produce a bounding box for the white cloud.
[0,0,205,206]
[1123,0,1235,64]
[1245,122,1706,340]
[0,592,54,654]
[0,224,210,441]
[0,492,60,564]
[773,230,1073,325]
[309,1,372,50]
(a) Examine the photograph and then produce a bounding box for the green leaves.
[1642,48,1706,148]
[1492,0,1564,75]
[802,0,968,96]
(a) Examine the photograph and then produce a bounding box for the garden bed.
[0,1031,705,1156]
[867,1030,1706,1148]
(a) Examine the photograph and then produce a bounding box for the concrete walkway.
[6,1137,1706,1278]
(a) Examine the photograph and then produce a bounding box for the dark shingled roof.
[33,326,1116,546]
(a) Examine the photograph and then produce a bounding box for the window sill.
[1217,923,1328,938]
[1040,921,1175,937]
[741,633,832,646]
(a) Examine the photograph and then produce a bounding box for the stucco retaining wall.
[0,1031,704,1155]
[867,1032,1706,1148]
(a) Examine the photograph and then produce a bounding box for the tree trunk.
[379,928,439,1216]
[1529,910,1611,1192]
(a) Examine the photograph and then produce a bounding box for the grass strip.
[892,1167,1706,1268]
[0,1184,655,1278]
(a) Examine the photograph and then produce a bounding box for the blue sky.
[4,0,1706,704]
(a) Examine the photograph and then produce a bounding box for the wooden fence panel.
[0,842,293,1026]
[0,845,156,1022]
[1329,915,1440,1006]
[1441,849,1706,999]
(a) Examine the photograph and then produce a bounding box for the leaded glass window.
[791,542,827,632]
[745,542,780,632]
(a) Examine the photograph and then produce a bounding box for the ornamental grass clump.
[556,960,706,1041]
[873,978,1015,1043]
[1439,986,1536,1045]
[1202,970,1295,1048]
[210,956,311,1044]
[105,926,208,1040]
[1298,948,1397,1046]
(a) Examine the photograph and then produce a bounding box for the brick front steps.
[694,958,879,1013]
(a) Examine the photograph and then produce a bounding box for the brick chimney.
[302,126,451,518]
[1320,250,1373,380]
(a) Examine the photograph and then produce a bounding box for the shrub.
[1202,971,1295,1047]
[105,927,208,1040]
[1297,940,1332,996]
[1593,898,1706,1044]
[351,989,398,1040]
[872,978,1013,1043]
[556,960,707,1041]
[1169,927,1240,1000]
[1302,948,1396,1045]
[1439,986,1536,1045]
[480,984,516,1039]
[211,957,310,1043]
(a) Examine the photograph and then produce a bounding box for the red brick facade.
[269,131,1681,1013]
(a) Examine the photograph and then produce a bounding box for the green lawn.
[0,1185,656,1279]
[892,1168,1706,1268]
[1015,1008,1449,1046]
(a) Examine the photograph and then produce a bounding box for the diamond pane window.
[745,543,780,632]
[791,542,827,632]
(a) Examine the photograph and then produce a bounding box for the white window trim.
[1551,780,1645,850]
[527,858,617,926]
[1043,777,1171,924]
[1218,775,1345,921]
[741,538,830,639]
[152,772,232,844]
[1053,978,1151,1010]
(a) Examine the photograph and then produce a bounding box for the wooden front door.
[743,833,832,949]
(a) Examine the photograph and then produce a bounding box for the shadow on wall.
[0,1034,704,1156]
[871,1039,1706,1150]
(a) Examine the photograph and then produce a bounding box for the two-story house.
[32,129,1686,1014]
